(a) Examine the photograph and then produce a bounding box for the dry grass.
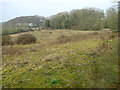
[2,29,117,56]
[2,30,118,88]
[95,29,117,54]
[2,46,27,55]
[55,32,100,44]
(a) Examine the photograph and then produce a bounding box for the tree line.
[2,6,118,35]
[44,7,118,30]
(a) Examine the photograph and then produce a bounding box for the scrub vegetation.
[1,5,118,88]
[2,29,118,88]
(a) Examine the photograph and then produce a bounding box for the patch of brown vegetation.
[17,34,36,45]
[55,32,100,44]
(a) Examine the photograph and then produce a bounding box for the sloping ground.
[2,30,118,88]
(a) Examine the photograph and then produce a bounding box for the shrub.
[2,35,13,45]
[17,34,36,45]
[57,35,70,44]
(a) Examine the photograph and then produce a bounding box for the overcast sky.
[0,0,117,22]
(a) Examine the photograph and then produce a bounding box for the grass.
[2,29,118,88]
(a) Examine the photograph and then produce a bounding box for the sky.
[0,0,118,22]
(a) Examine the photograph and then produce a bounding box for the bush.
[57,35,70,44]
[17,34,36,45]
[2,35,13,45]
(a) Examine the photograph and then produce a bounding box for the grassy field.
[2,29,118,88]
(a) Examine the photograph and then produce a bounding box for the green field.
[2,30,118,88]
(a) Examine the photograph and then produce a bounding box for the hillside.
[2,16,45,35]
[6,16,45,26]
